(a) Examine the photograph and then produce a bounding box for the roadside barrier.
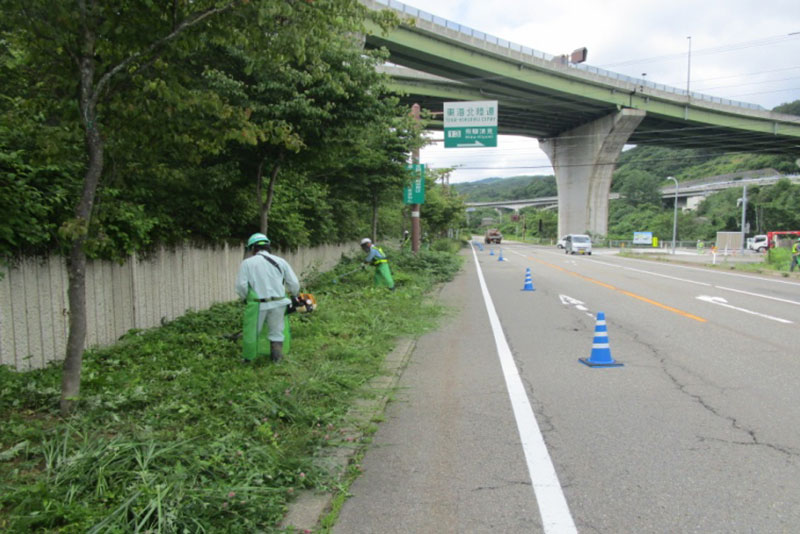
[579,312,623,367]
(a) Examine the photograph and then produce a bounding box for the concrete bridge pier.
[540,108,645,237]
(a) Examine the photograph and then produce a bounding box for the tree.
[616,169,663,207]
[773,99,800,116]
[420,169,466,238]
[4,0,247,414]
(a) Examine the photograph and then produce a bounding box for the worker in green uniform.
[360,238,395,290]
[235,233,300,363]
[791,238,800,272]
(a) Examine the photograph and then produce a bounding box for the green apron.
[242,289,291,361]
[375,262,394,288]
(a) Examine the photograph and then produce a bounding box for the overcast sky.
[409,0,800,183]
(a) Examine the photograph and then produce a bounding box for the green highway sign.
[404,164,425,204]
[444,100,498,148]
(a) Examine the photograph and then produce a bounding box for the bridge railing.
[369,0,763,111]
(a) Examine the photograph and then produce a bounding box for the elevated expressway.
[361,0,800,236]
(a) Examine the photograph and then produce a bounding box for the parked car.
[557,236,567,249]
[564,234,592,255]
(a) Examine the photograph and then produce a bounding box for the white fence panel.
[1,242,355,370]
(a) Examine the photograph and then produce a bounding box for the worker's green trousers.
[242,289,291,361]
[374,262,394,288]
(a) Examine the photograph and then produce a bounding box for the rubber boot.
[270,341,283,363]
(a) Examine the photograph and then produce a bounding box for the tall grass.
[0,246,463,533]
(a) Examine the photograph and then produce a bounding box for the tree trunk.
[59,0,239,415]
[61,50,104,415]
[260,159,281,236]
[371,190,379,243]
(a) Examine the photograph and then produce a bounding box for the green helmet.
[246,233,270,248]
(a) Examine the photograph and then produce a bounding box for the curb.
[278,336,418,532]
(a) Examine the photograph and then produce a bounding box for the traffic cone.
[522,268,535,291]
[498,249,504,261]
[490,248,494,256]
[579,312,623,367]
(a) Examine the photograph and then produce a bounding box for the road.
[334,241,800,533]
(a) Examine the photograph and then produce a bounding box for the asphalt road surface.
[334,242,800,533]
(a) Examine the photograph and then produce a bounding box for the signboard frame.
[444,100,498,148]
[404,163,425,204]
[633,231,653,245]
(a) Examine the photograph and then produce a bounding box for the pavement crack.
[472,479,531,492]
[622,324,800,459]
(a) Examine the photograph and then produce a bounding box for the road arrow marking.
[696,295,792,324]
[559,294,589,311]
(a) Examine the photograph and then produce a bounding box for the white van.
[564,234,592,255]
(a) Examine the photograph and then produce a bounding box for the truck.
[746,232,800,252]
[484,228,502,244]
[747,234,768,252]
[766,231,800,251]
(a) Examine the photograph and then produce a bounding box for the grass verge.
[0,243,464,533]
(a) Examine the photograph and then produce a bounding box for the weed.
[0,247,462,532]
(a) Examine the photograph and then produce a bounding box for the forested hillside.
[453,175,555,201]
[456,145,798,204]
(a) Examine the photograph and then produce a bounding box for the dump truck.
[484,228,502,244]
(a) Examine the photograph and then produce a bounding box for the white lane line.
[588,259,712,287]
[716,286,800,307]
[471,245,577,534]
[696,296,793,324]
[614,254,800,287]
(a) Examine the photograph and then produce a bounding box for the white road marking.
[471,245,577,534]
[696,295,793,324]
[615,253,800,287]
[716,286,800,307]
[588,259,712,287]
[559,294,589,312]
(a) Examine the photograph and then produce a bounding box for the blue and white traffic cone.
[490,248,494,256]
[522,268,535,291]
[579,312,623,367]
[498,249,504,261]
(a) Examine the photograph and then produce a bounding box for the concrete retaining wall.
[0,242,355,370]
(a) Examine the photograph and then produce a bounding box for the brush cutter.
[288,292,316,314]
[332,265,364,284]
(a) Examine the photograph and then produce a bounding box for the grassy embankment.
[0,240,464,533]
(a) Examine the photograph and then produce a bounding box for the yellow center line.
[529,256,707,323]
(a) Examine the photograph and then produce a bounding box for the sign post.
[444,100,498,148]
[410,103,422,253]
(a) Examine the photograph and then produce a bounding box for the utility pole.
[411,103,421,254]
[667,176,678,254]
[740,185,748,254]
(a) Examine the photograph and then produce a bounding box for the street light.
[667,176,678,254]
[686,36,692,97]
